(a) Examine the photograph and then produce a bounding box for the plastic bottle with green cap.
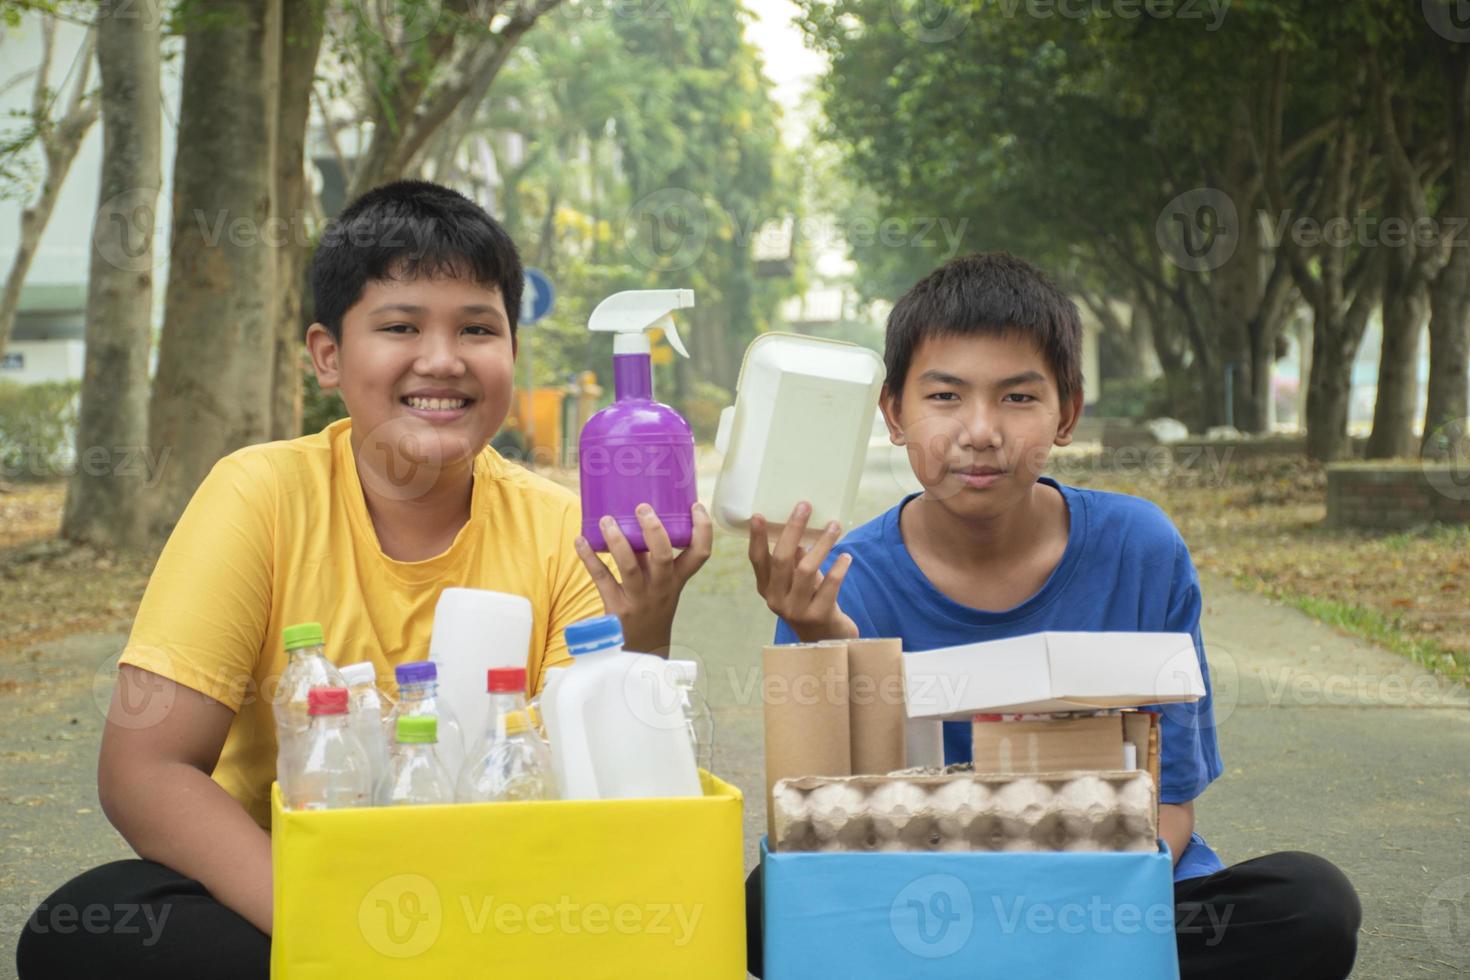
[274,622,346,803]
[384,714,454,806]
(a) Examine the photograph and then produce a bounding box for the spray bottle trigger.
[655,314,690,359]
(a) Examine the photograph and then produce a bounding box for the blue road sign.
[521,268,555,325]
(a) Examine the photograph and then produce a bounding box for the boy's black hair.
[310,180,523,341]
[884,252,1083,405]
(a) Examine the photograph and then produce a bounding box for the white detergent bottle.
[428,588,533,747]
[543,615,702,800]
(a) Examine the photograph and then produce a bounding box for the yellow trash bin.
[270,773,746,978]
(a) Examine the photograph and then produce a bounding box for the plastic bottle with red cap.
[285,686,373,811]
[457,667,555,802]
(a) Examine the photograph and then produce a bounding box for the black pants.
[745,850,1360,979]
[15,860,269,980]
[18,851,1359,979]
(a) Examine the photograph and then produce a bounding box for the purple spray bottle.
[580,289,697,552]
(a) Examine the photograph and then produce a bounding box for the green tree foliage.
[471,0,800,409]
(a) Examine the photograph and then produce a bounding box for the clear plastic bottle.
[286,687,372,810]
[458,708,554,803]
[340,662,391,801]
[394,661,465,779]
[384,715,455,806]
[273,623,346,801]
[667,659,715,775]
[464,667,530,760]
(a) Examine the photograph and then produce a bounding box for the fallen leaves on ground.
[1076,457,1469,676]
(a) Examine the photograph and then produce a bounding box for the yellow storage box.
[270,773,746,978]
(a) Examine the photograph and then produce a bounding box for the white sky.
[741,0,827,145]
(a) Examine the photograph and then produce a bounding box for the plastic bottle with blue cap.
[540,615,702,799]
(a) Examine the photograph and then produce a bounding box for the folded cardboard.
[270,774,746,979]
[760,838,1180,979]
[904,631,1205,721]
[772,769,1158,854]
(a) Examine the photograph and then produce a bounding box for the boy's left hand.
[574,501,713,655]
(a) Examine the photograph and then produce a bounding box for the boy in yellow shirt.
[16,181,710,979]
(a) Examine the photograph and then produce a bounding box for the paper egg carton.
[772,769,1157,854]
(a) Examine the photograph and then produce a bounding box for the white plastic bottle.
[273,622,346,801]
[384,715,455,806]
[458,708,554,802]
[393,661,465,779]
[667,659,715,775]
[428,588,534,747]
[339,662,390,798]
[543,615,701,799]
[537,664,573,794]
[287,687,372,811]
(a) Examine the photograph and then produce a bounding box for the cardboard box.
[904,631,1204,721]
[760,837,1180,979]
[270,773,746,979]
[970,710,1161,788]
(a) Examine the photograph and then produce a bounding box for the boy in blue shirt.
[745,253,1360,978]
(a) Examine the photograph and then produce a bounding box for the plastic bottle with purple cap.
[579,289,697,552]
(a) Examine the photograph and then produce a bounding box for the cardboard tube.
[845,638,907,775]
[762,643,851,841]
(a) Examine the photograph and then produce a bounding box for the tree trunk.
[60,4,160,550]
[1423,50,1470,456]
[1306,262,1385,461]
[1211,134,1262,433]
[1424,248,1470,452]
[270,0,325,440]
[1304,312,1357,462]
[0,19,99,359]
[144,0,279,541]
[1367,242,1428,459]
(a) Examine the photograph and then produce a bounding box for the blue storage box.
[760,839,1180,979]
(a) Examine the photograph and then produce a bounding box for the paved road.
[2,448,1467,977]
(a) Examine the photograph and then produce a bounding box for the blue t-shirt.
[774,477,1226,881]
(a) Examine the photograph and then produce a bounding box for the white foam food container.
[712,333,884,539]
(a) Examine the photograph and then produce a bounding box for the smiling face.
[881,331,1082,519]
[306,271,516,473]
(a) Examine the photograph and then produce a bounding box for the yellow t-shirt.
[119,417,605,829]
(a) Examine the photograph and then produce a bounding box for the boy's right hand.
[748,501,859,643]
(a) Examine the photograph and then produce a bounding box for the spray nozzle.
[589,289,694,357]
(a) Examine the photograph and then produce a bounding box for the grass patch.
[1236,578,1470,686]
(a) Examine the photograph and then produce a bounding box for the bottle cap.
[307,687,349,715]
[565,615,623,656]
[283,623,324,651]
[395,661,438,685]
[487,667,527,693]
[396,715,438,743]
[340,662,377,687]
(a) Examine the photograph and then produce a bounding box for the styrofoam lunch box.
[712,333,884,540]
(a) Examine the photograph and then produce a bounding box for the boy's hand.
[749,501,859,643]
[574,501,713,655]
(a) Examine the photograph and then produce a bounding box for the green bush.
[0,380,80,481]
[301,368,348,436]
[678,380,732,444]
